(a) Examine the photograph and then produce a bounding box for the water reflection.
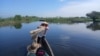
[87,22,100,31]
[48,21,85,25]
[0,20,32,29]
[13,22,22,29]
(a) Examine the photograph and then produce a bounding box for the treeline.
[44,11,100,23]
[0,11,100,24]
[0,15,39,22]
[41,17,91,23]
[0,15,40,27]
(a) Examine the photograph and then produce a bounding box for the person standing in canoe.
[37,22,49,43]
[28,22,49,54]
[28,22,54,56]
[30,21,49,42]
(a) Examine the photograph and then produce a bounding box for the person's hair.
[41,22,48,27]
[41,23,48,27]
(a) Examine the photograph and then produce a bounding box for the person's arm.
[44,27,49,36]
[30,27,44,34]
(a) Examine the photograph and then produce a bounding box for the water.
[0,21,100,56]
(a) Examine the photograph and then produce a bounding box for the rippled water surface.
[0,22,100,56]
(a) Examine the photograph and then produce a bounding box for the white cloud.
[43,0,100,17]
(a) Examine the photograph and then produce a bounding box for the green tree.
[86,11,100,23]
[14,15,22,21]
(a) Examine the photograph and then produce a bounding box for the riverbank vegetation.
[0,11,100,27]
[0,15,39,27]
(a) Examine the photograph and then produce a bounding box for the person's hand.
[45,27,49,30]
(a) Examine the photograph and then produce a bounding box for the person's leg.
[37,37,40,43]
[42,36,45,39]
[41,36,45,45]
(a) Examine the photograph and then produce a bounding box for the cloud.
[43,0,100,17]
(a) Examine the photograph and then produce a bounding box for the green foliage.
[43,17,90,23]
[14,15,22,20]
[0,19,5,22]
[0,14,92,27]
[86,11,100,22]
[0,15,40,28]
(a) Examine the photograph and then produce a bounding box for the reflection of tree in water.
[87,22,100,31]
[13,22,22,29]
[47,21,85,25]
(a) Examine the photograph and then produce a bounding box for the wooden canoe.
[27,37,54,56]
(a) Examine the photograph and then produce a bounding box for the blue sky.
[0,0,100,18]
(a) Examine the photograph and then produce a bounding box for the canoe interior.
[41,38,54,56]
[27,37,54,56]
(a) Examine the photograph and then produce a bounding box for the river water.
[0,21,100,56]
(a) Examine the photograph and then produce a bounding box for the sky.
[0,0,100,18]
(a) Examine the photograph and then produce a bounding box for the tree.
[86,11,100,23]
[14,15,22,21]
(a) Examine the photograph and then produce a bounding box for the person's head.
[40,22,48,27]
